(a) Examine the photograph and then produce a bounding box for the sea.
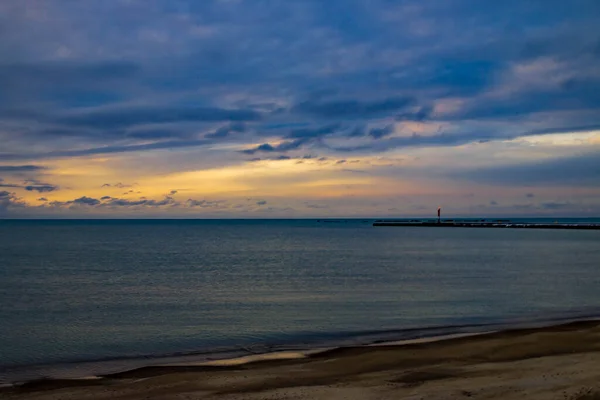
[1,218,600,385]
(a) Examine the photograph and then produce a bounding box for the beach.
[3,320,600,400]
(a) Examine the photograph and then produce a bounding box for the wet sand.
[2,320,600,400]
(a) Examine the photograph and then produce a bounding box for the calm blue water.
[1,219,600,383]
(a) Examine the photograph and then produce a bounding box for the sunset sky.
[1,0,599,218]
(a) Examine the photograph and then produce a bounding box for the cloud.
[285,124,342,140]
[256,200,267,206]
[204,122,247,139]
[0,190,25,212]
[240,140,308,154]
[58,106,262,130]
[395,105,434,122]
[49,196,101,207]
[241,124,348,154]
[1,139,213,160]
[0,61,139,87]
[455,152,600,187]
[0,178,59,192]
[72,196,101,206]
[104,196,176,207]
[0,165,47,172]
[526,193,535,198]
[186,199,228,208]
[247,154,321,162]
[293,96,416,119]
[24,184,59,193]
[1,0,599,217]
[101,182,135,188]
[305,203,328,209]
[368,125,394,139]
[541,201,572,210]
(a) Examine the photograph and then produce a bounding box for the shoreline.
[3,319,600,399]
[3,313,600,387]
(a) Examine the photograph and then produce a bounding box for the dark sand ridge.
[2,320,600,399]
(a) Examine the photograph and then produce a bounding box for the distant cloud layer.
[1,0,599,216]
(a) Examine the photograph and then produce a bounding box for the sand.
[2,320,600,400]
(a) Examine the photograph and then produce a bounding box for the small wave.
[2,312,599,385]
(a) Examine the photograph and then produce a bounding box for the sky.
[1,0,600,218]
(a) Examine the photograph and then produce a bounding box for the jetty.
[373,220,600,230]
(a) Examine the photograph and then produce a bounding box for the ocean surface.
[1,218,600,384]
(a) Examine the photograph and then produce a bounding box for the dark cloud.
[348,126,366,137]
[204,122,247,139]
[247,155,316,162]
[45,195,163,209]
[105,196,176,207]
[541,201,572,210]
[50,196,101,207]
[0,182,20,189]
[0,165,47,172]
[395,105,434,122]
[448,84,600,121]
[423,60,499,97]
[490,200,499,206]
[242,124,348,154]
[58,106,262,130]
[0,61,139,87]
[1,139,212,160]
[37,197,48,201]
[525,124,600,137]
[256,200,267,206]
[368,125,394,139]
[24,184,58,193]
[169,190,178,195]
[240,139,310,154]
[0,191,25,213]
[126,129,186,140]
[72,196,101,206]
[101,182,135,188]
[241,143,275,155]
[454,152,600,187]
[47,195,179,208]
[526,193,535,198]
[286,124,341,140]
[305,203,328,209]
[331,122,573,153]
[185,199,228,208]
[294,96,415,119]
[0,178,59,192]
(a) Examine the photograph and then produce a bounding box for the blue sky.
[1,0,599,217]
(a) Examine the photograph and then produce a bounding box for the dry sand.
[2,320,600,400]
